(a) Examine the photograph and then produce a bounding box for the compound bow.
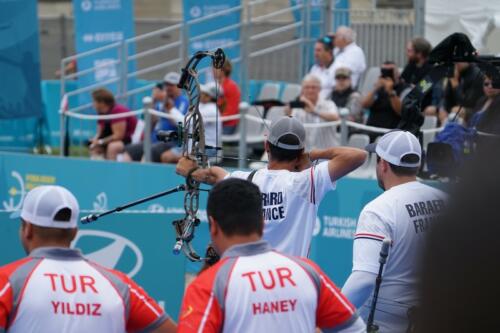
[170,48,225,263]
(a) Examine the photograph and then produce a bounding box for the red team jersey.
[178,241,360,333]
[0,247,168,333]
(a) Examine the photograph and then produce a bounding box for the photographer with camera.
[286,74,340,150]
[362,61,410,141]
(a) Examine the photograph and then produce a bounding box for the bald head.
[334,26,355,48]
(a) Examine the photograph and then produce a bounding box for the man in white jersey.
[341,131,446,332]
[178,178,365,333]
[0,185,176,333]
[176,116,367,257]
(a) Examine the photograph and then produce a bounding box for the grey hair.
[302,74,322,86]
[336,26,356,43]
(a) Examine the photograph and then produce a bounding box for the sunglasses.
[335,75,349,80]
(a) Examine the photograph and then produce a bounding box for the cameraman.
[286,74,340,150]
[362,61,410,141]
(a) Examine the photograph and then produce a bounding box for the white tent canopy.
[425,0,500,54]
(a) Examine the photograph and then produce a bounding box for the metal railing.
[58,0,422,157]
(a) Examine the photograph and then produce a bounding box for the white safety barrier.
[63,103,446,167]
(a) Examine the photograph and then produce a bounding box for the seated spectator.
[362,61,409,141]
[401,37,433,85]
[214,59,241,135]
[309,36,335,100]
[162,72,189,119]
[89,88,137,160]
[161,82,222,163]
[331,26,367,88]
[468,75,500,134]
[122,72,188,162]
[455,62,485,122]
[331,67,363,122]
[152,82,166,110]
[286,74,340,150]
[122,97,183,163]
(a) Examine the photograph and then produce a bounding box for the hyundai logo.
[71,230,143,278]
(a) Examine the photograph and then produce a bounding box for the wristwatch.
[97,139,105,145]
[388,91,397,97]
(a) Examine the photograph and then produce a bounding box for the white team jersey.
[0,247,167,333]
[230,161,335,257]
[178,241,362,333]
[353,181,446,332]
[199,102,221,148]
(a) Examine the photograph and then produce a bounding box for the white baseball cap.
[366,130,422,167]
[163,72,181,85]
[13,185,80,229]
[267,116,306,150]
[200,82,222,99]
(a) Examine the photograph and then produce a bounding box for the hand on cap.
[176,157,198,177]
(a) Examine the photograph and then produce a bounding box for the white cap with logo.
[366,130,422,167]
[15,185,80,229]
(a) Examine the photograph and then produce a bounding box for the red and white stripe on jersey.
[0,247,167,333]
[178,241,358,333]
[354,232,386,242]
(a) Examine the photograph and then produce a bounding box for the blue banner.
[0,152,381,295]
[0,0,42,120]
[183,1,242,83]
[72,0,136,106]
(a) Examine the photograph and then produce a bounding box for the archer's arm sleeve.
[342,270,377,309]
[353,210,392,274]
[177,277,223,333]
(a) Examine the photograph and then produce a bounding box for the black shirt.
[367,82,408,131]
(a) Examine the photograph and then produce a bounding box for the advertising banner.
[182,0,242,83]
[0,0,42,120]
[72,0,136,106]
[0,152,380,295]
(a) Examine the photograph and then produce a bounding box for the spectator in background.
[122,72,188,163]
[468,75,500,134]
[331,26,366,88]
[89,88,137,160]
[401,37,433,85]
[286,74,340,150]
[152,82,167,110]
[331,67,363,123]
[309,36,336,100]
[160,83,222,163]
[122,97,183,163]
[162,72,189,117]
[214,59,241,135]
[455,62,485,121]
[362,61,409,141]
